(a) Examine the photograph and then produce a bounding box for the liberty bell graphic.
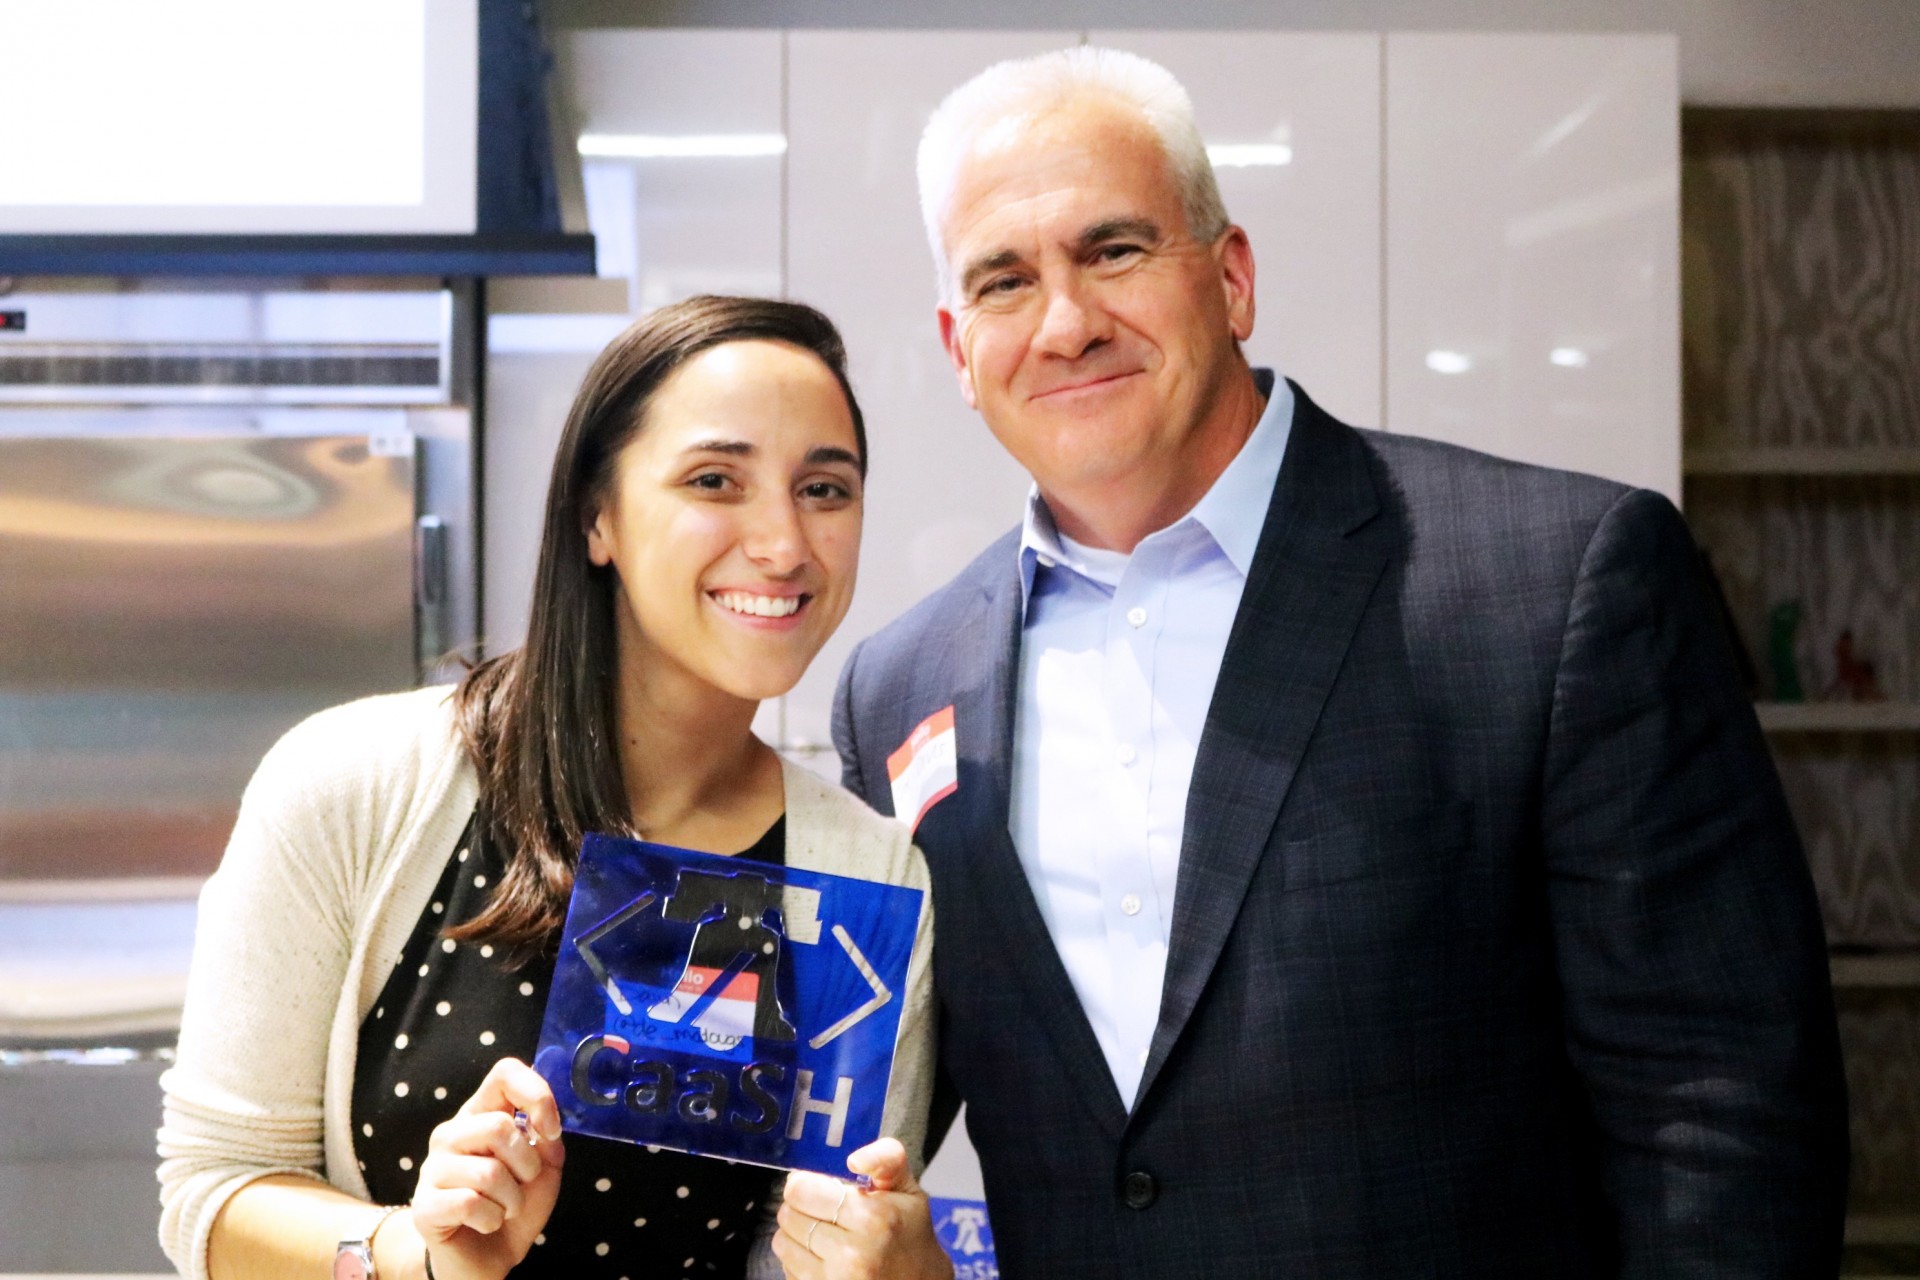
[649,868,797,1048]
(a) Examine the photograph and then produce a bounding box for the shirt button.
[1036,554,1056,569]
[1126,606,1147,628]
[1120,893,1141,916]
[1122,1170,1157,1210]
[1116,744,1137,766]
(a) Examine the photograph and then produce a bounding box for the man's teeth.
[715,592,803,618]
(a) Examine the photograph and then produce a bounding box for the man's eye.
[801,480,852,501]
[978,275,1025,298]
[1095,243,1142,263]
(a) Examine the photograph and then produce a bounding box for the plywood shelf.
[1832,953,1920,989]
[1755,703,1920,732]
[1686,446,1920,476]
[1848,1214,1920,1245]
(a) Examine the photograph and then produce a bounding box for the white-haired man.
[778,47,1847,1279]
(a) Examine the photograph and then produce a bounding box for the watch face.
[333,1246,373,1280]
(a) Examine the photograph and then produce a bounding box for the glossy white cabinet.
[783,30,1077,762]
[1091,31,1384,427]
[486,31,787,655]
[1384,34,1680,499]
[562,29,785,309]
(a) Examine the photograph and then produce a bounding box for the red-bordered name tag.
[886,705,957,834]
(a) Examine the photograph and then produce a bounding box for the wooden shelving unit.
[1685,108,1920,1274]
[1832,953,1920,989]
[1756,703,1920,733]
[1686,446,1920,476]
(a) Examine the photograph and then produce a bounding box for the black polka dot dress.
[352,816,783,1278]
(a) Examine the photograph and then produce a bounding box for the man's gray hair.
[916,45,1230,303]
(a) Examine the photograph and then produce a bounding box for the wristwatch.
[333,1206,403,1280]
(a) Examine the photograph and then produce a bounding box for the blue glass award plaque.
[533,833,923,1179]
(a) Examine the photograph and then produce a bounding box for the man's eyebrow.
[959,248,1024,296]
[1080,217,1161,249]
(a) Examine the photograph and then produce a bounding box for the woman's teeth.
[715,592,803,618]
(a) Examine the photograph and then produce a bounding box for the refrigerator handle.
[414,515,449,674]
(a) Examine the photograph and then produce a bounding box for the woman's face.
[586,339,864,707]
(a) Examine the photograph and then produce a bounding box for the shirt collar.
[1018,368,1293,605]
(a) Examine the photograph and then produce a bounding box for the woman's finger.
[430,1109,543,1185]
[769,1210,825,1279]
[417,1150,528,1221]
[456,1057,563,1143]
[411,1183,508,1239]
[781,1169,861,1227]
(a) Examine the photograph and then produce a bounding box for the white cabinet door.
[1385,33,1680,499]
[1091,30,1384,428]
[562,29,785,310]
[487,31,787,655]
[784,30,1077,761]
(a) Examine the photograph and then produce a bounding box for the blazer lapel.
[932,553,1130,1135]
[1135,387,1390,1109]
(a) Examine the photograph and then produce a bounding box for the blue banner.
[930,1197,999,1278]
[533,834,923,1178]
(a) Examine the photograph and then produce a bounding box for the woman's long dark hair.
[447,295,866,954]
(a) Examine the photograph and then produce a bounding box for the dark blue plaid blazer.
[832,381,1847,1278]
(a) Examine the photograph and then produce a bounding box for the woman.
[157,296,935,1280]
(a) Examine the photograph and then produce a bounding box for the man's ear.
[937,305,979,410]
[1216,225,1257,343]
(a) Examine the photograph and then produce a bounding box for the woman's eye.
[801,480,853,502]
[688,472,732,492]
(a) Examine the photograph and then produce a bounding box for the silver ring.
[832,1184,848,1227]
[805,1218,820,1254]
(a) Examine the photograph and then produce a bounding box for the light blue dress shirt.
[1009,373,1294,1108]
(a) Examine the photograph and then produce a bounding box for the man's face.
[936,95,1255,529]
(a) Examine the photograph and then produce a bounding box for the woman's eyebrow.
[680,440,858,468]
[681,438,754,457]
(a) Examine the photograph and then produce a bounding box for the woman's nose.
[741,494,809,573]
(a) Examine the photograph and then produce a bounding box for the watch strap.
[337,1204,405,1279]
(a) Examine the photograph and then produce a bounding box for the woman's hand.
[408,1057,566,1280]
[771,1137,950,1280]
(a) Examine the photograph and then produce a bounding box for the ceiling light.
[1550,347,1589,368]
[1206,143,1293,168]
[1425,350,1472,375]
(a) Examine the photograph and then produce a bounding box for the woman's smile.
[709,589,812,624]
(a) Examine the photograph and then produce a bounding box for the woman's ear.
[584,504,614,568]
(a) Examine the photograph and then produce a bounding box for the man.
[785,46,1847,1278]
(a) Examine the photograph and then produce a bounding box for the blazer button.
[1122,1170,1157,1210]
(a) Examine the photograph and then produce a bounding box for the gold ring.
[832,1184,849,1227]
[805,1219,820,1254]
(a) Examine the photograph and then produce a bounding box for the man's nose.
[1032,277,1111,358]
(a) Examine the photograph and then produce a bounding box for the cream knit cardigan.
[157,685,934,1280]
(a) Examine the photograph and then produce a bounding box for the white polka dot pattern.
[349,812,781,1277]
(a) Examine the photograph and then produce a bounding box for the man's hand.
[772,1138,951,1280]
